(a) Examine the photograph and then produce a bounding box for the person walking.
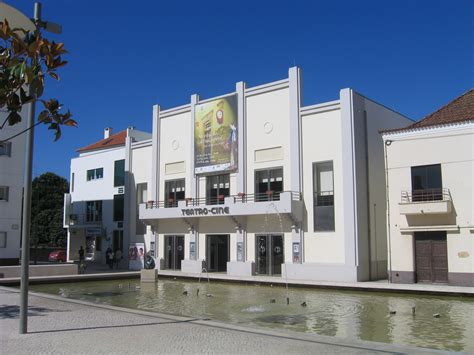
[105,247,113,270]
[78,246,86,274]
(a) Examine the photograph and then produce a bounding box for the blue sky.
[11,0,473,179]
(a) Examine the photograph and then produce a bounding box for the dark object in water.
[182,291,188,296]
[86,291,123,298]
[433,313,440,318]
[270,299,276,303]
[257,314,307,325]
[196,289,200,296]
[301,302,307,307]
[206,294,213,297]
[412,307,416,316]
[389,311,396,315]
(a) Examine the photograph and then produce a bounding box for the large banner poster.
[194,95,238,174]
[128,243,145,270]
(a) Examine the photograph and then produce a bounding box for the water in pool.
[30,279,474,352]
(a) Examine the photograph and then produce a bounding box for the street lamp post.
[18,2,62,334]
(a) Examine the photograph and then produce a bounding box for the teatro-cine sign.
[181,206,230,216]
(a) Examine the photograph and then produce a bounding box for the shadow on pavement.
[0,305,69,319]
[28,318,206,334]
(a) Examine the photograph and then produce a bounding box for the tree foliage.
[31,172,69,247]
[0,19,76,140]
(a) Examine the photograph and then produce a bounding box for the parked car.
[48,250,67,262]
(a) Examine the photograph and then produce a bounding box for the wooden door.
[415,232,448,283]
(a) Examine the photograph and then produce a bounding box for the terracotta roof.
[382,89,474,134]
[77,130,127,153]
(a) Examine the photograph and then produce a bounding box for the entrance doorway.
[206,235,229,272]
[255,234,284,276]
[164,235,184,270]
[415,231,448,283]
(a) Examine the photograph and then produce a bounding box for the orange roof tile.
[383,89,474,134]
[77,130,127,153]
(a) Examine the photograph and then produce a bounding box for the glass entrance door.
[206,235,229,272]
[256,235,283,276]
[164,235,184,270]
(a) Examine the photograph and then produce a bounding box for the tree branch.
[0,120,43,143]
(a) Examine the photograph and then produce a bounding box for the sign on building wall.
[194,95,238,174]
[128,242,145,270]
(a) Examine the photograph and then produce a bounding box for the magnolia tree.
[0,19,76,140]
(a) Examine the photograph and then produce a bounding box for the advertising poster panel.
[194,95,238,174]
[128,242,145,270]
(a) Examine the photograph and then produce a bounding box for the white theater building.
[131,67,412,282]
[382,89,473,286]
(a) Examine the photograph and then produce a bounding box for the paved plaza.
[0,286,454,354]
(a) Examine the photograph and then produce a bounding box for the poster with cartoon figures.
[194,95,238,174]
[128,243,145,270]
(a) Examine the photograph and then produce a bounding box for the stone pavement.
[0,287,454,355]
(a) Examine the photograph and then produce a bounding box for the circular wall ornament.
[172,139,180,150]
[263,122,273,134]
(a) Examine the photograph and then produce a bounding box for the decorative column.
[289,66,303,263]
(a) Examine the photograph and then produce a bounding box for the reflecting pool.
[31,279,474,352]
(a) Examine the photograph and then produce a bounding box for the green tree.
[31,172,69,247]
[0,19,76,140]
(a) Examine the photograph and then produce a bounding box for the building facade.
[133,67,412,282]
[0,110,27,265]
[382,89,474,286]
[64,127,151,264]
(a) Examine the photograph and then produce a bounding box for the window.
[87,168,104,181]
[313,161,335,231]
[255,168,283,201]
[114,159,125,187]
[86,201,102,222]
[165,179,185,207]
[0,186,9,201]
[206,174,230,205]
[411,164,442,201]
[71,173,75,193]
[136,183,147,234]
[113,194,125,221]
[0,232,6,248]
[0,142,12,157]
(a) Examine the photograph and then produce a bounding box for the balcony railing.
[67,214,102,226]
[144,191,302,209]
[401,188,451,203]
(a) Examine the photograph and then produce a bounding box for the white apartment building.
[64,127,151,264]
[382,89,473,286]
[132,67,412,282]
[0,110,27,265]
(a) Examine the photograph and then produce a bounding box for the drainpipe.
[384,139,393,283]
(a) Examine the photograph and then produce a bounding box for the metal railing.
[144,191,302,209]
[68,213,102,226]
[314,191,334,206]
[401,188,451,203]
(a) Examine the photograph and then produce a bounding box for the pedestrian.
[115,249,122,269]
[78,246,86,274]
[106,247,113,269]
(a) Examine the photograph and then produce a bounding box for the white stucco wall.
[301,106,345,263]
[0,110,27,263]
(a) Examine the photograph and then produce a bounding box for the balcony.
[66,213,102,227]
[140,191,304,223]
[399,188,453,215]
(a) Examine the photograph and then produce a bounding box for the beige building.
[382,89,474,286]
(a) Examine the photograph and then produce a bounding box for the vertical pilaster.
[151,105,160,202]
[190,94,199,259]
[340,88,358,268]
[236,81,247,261]
[289,66,303,263]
